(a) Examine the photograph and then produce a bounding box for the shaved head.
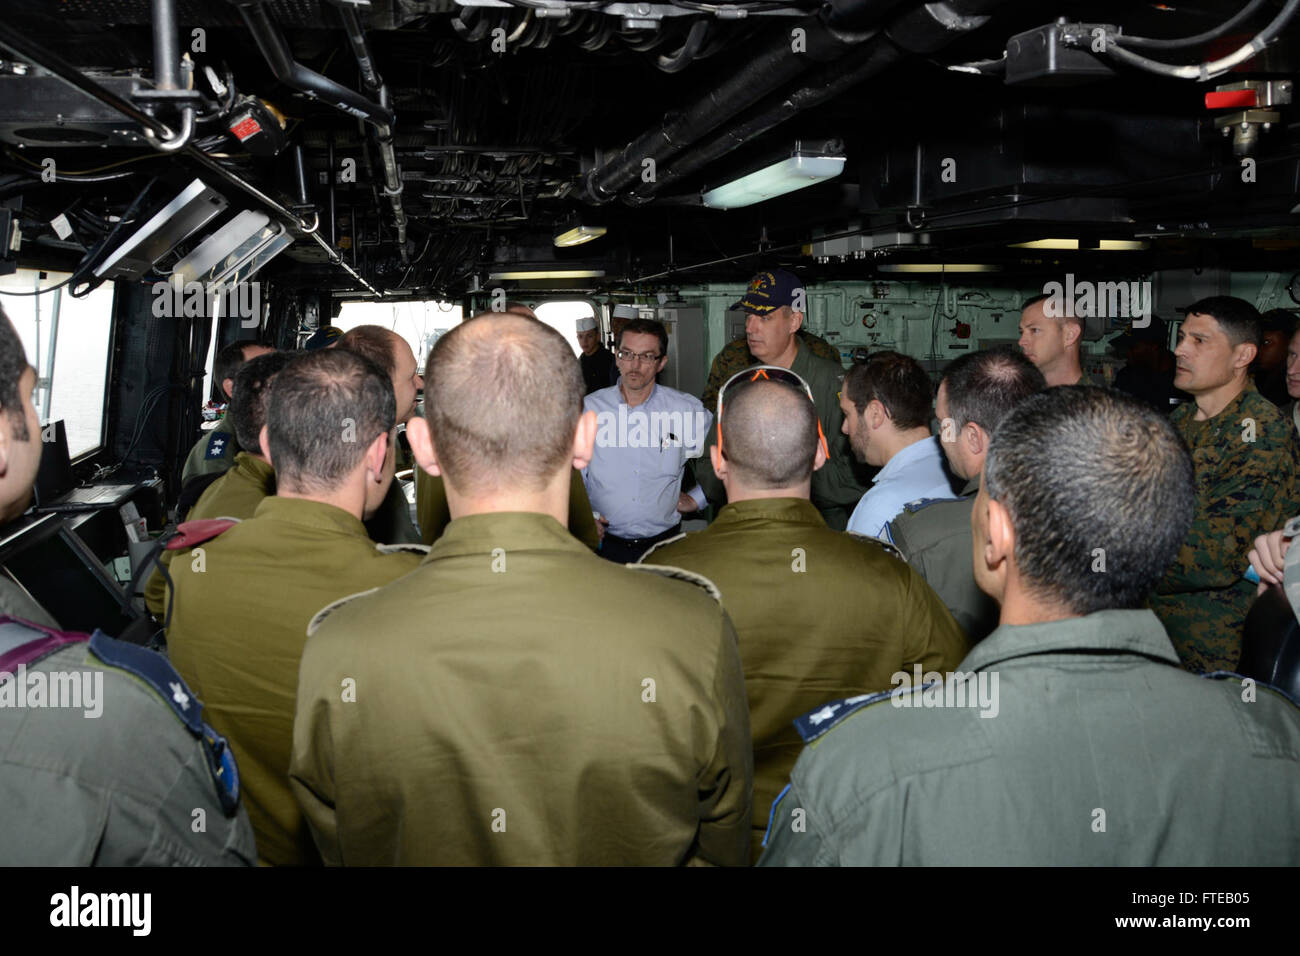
[425,312,583,494]
[721,380,818,489]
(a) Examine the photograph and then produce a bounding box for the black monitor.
[31,419,74,507]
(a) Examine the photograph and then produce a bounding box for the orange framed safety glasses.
[716,365,830,461]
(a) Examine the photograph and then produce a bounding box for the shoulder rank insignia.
[374,542,431,556]
[843,532,904,561]
[902,496,953,515]
[794,689,896,744]
[306,587,382,637]
[87,632,241,816]
[1200,669,1300,710]
[204,432,234,460]
[627,562,722,604]
[637,532,686,563]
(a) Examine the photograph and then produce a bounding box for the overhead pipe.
[226,0,407,259]
[581,7,892,203]
[627,0,1010,204]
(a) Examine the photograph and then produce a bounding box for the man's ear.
[0,418,9,478]
[571,409,598,471]
[986,496,1015,569]
[711,441,728,481]
[1062,320,1082,349]
[868,399,887,430]
[1233,341,1259,370]
[365,429,391,481]
[965,423,986,458]
[790,310,805,334]
[222,378,236,400]
[811,437,827,473]
[258,424,272,463]
[407,416,441,477]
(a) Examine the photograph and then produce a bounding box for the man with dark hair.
[582,317,713,562]
[643,368,966,860]
[144,351,290,621]
[1151,295,1300,673]
[576,315,616,394]
[1019,292,1089,386]
[335,324,423,544]
[842,351,957,539]
[291,313,752,866]
[0,306,256,866]
[1254,308,1296,408]
[181,339,273,485]
[167,349,425,865]
[887,347,1046,642]
[696,269,870,530]
[761,387,1300,866]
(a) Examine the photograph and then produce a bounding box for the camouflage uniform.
[700,330,842,414]
[1150,388,1300,673]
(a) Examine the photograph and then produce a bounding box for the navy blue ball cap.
[730,269,805,315]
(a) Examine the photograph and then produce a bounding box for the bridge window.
[535,300,600,356]
[336,299,464,372]
[0,269,115,457]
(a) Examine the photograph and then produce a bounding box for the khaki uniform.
[885,477,999,643]
[643,498,967,859]
[291,511,752,866]
[759,609,1300,866]
[181,415,239,486]
[1151,388,1300,673]
[695,340,873,531]
[701,330,842,414]
[145,452,275,621]
[167,496,424,865]
[415,466,600,549]
[0,622,255,865]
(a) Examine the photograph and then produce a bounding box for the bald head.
[720,379,819,490]
[424,313,584,495]
[336,324,422,423]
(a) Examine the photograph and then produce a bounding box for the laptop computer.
[32,420,140,514]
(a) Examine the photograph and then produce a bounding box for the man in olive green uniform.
[291,313,752,866]
[181,339,272,485]
[146,351,288,621]
[643,371,966,859]
[886,348,1045,643]
[701,327,842,414]
[0,307,256,866]
[168,349,424,866]
[761,387,1300,866]
[335,324,424,545]
[1151,297,1300,673]
[695,270,872,530]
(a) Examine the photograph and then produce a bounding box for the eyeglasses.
[616,349,662,365]
[717,365,830,461]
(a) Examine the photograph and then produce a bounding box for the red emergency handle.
[1205,89,1258,110]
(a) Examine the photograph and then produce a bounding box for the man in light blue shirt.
[841,351,958,540]
[583,318,712,562]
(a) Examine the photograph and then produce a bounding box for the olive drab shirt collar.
[713,496,826,528]
[962,608,1183,674]
[423,510,587,565]
[231,451,274,487]
[252,495,370,539]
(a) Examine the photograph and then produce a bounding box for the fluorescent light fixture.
[489,269,606,280]
[1009,238,1149,251]
[554,224,607,248]
[878,264,1001,273]
[702,152,846,210]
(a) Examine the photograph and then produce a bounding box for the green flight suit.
[695,340,873,531]
[145,452,276,621]
[886,476,999,644]
[1150,388,1300,673]
[181,415,239,486]
[167,496,424,866]
[643,497,967,861]
[759,609,1300,866]
[415,466,601,549]
[701,330,842,414]
[0,626,256,865]
[290,511,753,866]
